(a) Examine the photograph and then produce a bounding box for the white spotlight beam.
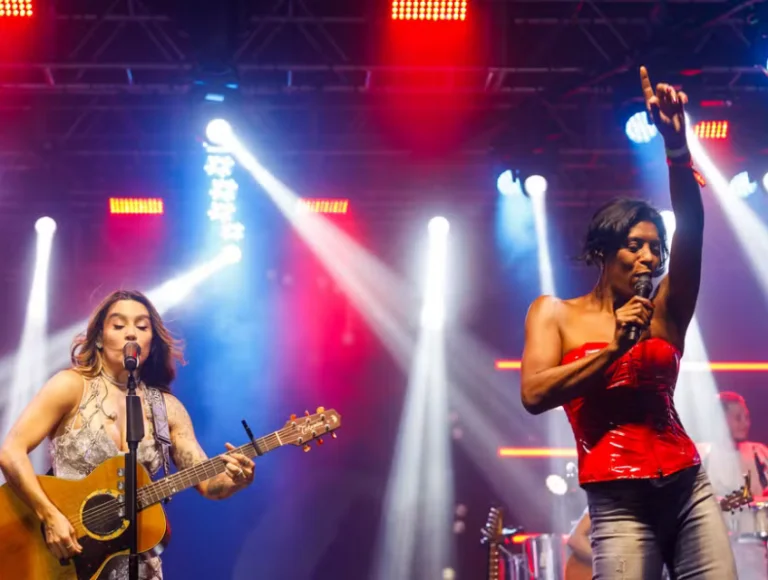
[656,205,736,489]
[688,131,768,300]
[221,133,419,372]
[375,219,454,580]
[3,218,57,473]
[0,246,239,410]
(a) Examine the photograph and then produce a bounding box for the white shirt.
[699,441,768,534]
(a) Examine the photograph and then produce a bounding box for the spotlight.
[762,172,768,193]
[524,175,548,198]
[545,474,567,496]
[34,217,57,236]
[625,111,658,144]
[220,244,243,264]
[497,170,523,196]
[206,119,233,146]
[729,172,757,198]
[428,216,450,237]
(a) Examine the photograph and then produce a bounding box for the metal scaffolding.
[0,0,765,200]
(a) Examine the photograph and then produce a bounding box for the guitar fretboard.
[137,432,282,508]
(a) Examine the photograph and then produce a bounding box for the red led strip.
[391,0,467,21]
[693,121,728,140]
[109,198,165,215]
[297,198,349,214]
[0,0,33,17]
[495,360,768,372]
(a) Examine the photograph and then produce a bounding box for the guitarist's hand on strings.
[222,443,255,488]
[43,508,83,560]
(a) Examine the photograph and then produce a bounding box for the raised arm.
[0,369,84,559]
[520,296,623,414]
[640,66,704,345]
[165,394,253,500]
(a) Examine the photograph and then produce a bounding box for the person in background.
[699,391,768,580]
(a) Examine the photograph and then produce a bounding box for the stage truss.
[0,0,766,206]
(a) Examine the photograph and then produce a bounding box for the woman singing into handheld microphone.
[519,67,736,579]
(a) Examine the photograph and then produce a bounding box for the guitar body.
[0,456,170,580]
[564,553,592,580]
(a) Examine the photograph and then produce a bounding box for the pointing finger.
[639,66,654,106]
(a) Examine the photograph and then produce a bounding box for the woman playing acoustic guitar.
[0,290,256,579]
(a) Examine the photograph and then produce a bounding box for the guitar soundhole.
[82,494,124,537]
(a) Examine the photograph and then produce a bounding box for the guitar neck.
[488,543,500,580]
[137,432,282,508]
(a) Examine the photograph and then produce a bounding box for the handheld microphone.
[123,342,141,372]
[626,273,653,343]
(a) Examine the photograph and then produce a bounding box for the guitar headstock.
[279,407,341,451]
[720,472,754,513]
[481,506,504,544]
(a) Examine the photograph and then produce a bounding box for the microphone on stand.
[626,273,653,343]
[122,340,144,580]
[123,342,141,372]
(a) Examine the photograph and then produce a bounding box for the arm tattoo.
[166,394,238,500]
[167,395,208,470]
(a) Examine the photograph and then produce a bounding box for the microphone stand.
[124,358,144,580]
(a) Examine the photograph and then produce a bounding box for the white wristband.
[665,144,690,159]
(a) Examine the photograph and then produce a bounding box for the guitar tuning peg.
[317,406,325,413]
[317,438,324,445]
[303,444,311,453]
[331,432,338,439]
[290,414,296,421]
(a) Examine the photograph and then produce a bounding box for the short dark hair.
[579,198,669,276]
[718,391,746,411]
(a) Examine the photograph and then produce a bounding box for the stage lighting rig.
[0,0,33,18]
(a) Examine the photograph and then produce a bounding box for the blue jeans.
[586,465,737,580]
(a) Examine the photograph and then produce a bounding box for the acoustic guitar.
[0,408,341,580]
[563,474,754,580]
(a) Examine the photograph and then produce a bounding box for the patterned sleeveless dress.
[50,375,166,580]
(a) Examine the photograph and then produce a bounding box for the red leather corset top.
[563,337,700,485]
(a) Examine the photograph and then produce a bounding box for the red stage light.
[109,198,164,215]
[298,198,349,214]
[0,0,33,17]
[694,121,728,140]
[495,358,768,372]
[391,0,467,21]
[498,447,577,458]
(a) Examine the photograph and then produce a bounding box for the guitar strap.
[146,386,172,504]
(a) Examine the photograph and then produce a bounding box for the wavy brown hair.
[70,290,186,392]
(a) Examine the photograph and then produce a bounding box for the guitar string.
[66,440,271,532]
[68,418,331,532]
[65,434,285,532]
[67,436,277,530]
[67,423,329,532]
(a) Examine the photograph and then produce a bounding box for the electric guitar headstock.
[279,407,342,451]
[481,507,505,580]
[720,473,753,513]
[481,506,504,545]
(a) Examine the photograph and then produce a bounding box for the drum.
[751,502,768,539]
[523,534,568,580]
[503,554,528,580]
